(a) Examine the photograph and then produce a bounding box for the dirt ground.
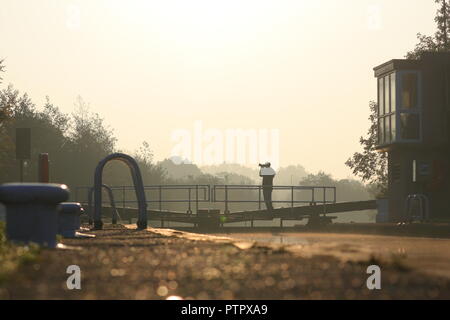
[1,224,449,300]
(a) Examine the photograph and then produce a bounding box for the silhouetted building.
[373,52,450,221]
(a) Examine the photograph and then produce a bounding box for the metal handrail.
[75,184,336,205]
[212,185,336,204]
[75,184,336,221]
[75,185,210,204]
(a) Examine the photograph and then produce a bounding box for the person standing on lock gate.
[259,162,276,212]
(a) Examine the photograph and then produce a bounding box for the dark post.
[159,185,162,212]
[291,186,294,208]
[258,186,261,211]
[38,153,49,183]
[187,188,192,214]
[196,185,199,214]
[334,187,337,203]
[224,185,229,214]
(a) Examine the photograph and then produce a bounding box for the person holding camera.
[259,162,276,212]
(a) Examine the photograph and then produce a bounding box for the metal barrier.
[75,184,335,225]
[76,184,210,216]
[404,194,430,222]
[212,185,337,214]
[87,184,120,225]
[92,153,147,230]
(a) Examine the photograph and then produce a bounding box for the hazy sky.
[0,0,437,179]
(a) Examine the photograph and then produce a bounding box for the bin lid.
[58,202,83,214]
[0,183,70,204]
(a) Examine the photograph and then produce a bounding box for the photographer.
[259,162,276,212]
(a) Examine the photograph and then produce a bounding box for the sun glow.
[105,0,306,47]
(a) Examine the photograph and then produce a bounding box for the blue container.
[0,183,70,248]
[58,202,84,238]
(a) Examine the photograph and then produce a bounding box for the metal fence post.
[188,188,192,214]
[258,186,261,211]
[159,185,162,212]
[196,185,199,214]
[333,187,337,203]
[225,185,229,214]
[291,186,294,208]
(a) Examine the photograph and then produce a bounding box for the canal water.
[215,232,450,279]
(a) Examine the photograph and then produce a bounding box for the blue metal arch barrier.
[93,153,147,230]
[88,184,120,225]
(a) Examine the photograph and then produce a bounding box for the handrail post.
[224,185,229,214]
[196,185,199,214]
[291,186,294,208]
[333,187,337,204]
[159,185,162,212]
[188,188,192,214]
[258,186,261,211]
[124,186,131,224]
[159,185,163,227]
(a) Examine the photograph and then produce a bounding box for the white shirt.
[259,167,276,176]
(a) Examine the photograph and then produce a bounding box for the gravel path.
[1,224,449,300]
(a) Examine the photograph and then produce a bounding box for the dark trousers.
[263,187,273,211]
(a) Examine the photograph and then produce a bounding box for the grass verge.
[0,221,40,285]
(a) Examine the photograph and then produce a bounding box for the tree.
[0,85,39,182]
[0,86,73,183]
[434,0,450,49]
[276,165,308,185]
[65,96,117,188]
[0,60,10,126]
[134,141,167,184]
[0,84,19,179]
[299,171,372,202]
[406,0,450,59]
[158,158,203,181]
[0,59,5,84]
[345,102,388,197]
[300,171,335,187]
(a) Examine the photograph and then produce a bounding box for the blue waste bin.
[58,202,84,238]
[0,183,70,248]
